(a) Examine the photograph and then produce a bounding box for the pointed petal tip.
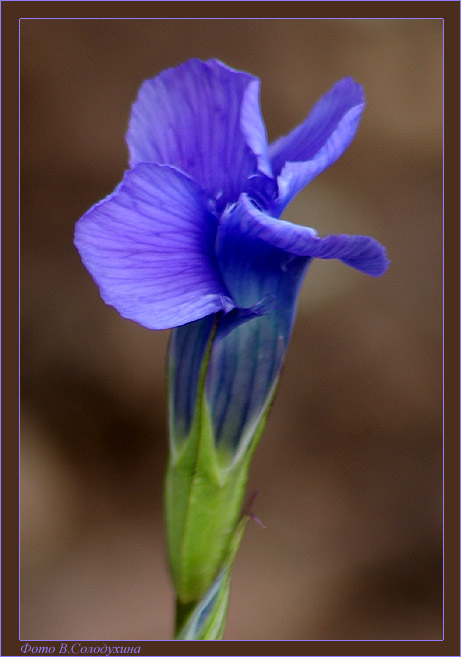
[333,76,366,105]
[338,236,390,277]
[216,294,277,342]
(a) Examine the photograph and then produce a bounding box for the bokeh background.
[20,19,442,640]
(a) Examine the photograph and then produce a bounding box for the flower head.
[75,59,389,458]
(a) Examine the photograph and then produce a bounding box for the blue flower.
[75,59,389,457]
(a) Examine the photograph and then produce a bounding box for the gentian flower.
[74,59,389,637]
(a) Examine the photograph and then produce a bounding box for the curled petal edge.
[224,195,390,277]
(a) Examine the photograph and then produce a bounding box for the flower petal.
[74,164,234,330]
[240,78,273,181]
[268,77,365,214]
[126,59,272,212]
[227,195,389,276]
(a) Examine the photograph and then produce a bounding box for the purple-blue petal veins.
[74,163,234,330]
[75,59,389,453]
[127,59,271,213]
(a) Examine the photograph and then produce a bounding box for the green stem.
[174,599,195,636]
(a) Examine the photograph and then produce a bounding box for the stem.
[174,599,195,636]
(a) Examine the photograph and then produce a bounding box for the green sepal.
[165,400,252,603]
[174,515,248,639]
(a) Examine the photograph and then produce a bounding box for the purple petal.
[126,59,271,212]
[74,164,234,330]
[240,78,272,178]
[268,78,365,214]
[228,195,389,277]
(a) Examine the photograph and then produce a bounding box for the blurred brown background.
[20,19,442,640]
